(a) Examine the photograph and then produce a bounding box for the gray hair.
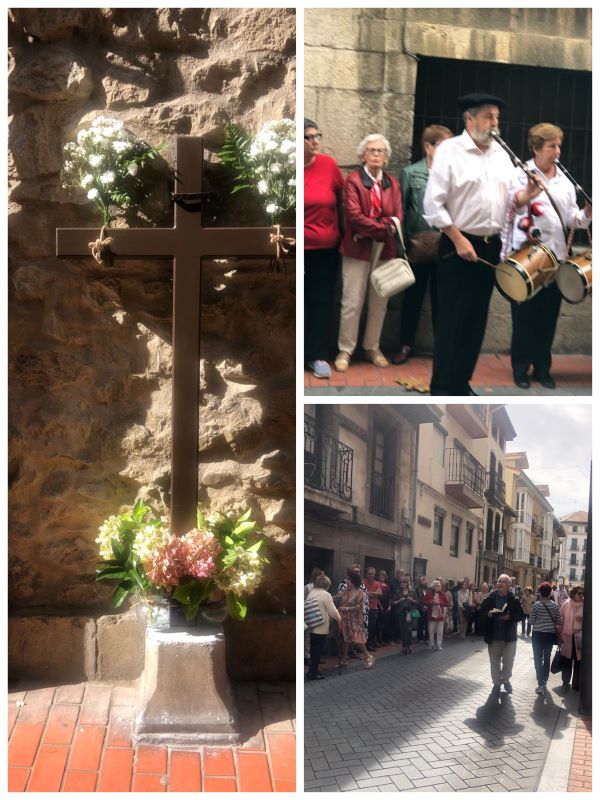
[356,133,392,161]
[462,106,481,123]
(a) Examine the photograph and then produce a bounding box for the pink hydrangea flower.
[144,529,221,587]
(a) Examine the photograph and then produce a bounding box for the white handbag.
[369,216,415,299]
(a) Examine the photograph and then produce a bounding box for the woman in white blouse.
[502,123,592,390]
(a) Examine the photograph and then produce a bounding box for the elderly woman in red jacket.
[334,134,403,372]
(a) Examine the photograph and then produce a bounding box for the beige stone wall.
[8,8,296,679]
[305,8,592,354]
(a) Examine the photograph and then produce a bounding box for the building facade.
[304,404,441,586]
[559,512,588,585]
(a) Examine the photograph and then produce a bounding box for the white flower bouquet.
[61,116,162,227]
[219,119,296,224]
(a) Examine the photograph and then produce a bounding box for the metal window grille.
[304,418,353,501]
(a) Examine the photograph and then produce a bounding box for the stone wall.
[8,8,296,680]
[305,8,592,355]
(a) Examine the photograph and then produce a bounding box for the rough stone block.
[305,48,384,92]
[312,88,383,168]
[8,615,96,682]
[95,610,145,681]
[134,626,240,746]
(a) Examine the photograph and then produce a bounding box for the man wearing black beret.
[423,92,541,395]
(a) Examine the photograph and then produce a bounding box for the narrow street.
[305,635,580,792]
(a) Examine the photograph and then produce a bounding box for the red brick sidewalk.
[305,353,592,391]
[8,682,295,792]
[567,716,592,792]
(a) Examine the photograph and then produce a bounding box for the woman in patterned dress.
[338,571,375,668]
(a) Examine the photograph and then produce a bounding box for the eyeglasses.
[365,147,385,155]
[304,133,322,142]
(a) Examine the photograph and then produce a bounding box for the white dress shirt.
[502,159,591,261]
[423,129,517,236]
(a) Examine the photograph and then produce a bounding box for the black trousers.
[367,609,379,647]
[308,632,327,678]
[511,282,562,377]
[431,234,500,396]
[304,248,340,362]
[562,636,581,689]
[400,261,437,348]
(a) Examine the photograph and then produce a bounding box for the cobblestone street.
[305,635,581,792]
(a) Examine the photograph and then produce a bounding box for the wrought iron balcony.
[445,448,485,508]
[369,472,394,520]
[304,420,353,502]
[486,471,506,504]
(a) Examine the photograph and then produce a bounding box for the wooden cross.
[57,136,294,535]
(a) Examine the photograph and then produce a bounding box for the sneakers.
[503,680,513,694]
[437,645,443,651]
[334,352,350,372]
[364,348,389,368]
[491,685,501,699]
[535,685,544,695]
[307,360,331,379]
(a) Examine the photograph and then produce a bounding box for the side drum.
[555,251,592,304]
[495,242,559,303]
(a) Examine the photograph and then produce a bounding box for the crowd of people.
[304,566,584,697]
[304,92,591,394]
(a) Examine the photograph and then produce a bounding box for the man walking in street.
[364,566,382,652]
[479,574,525,698]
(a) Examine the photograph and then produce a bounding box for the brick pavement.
[8,680,295,792]
[304,635,575,792]
[567,716,592,791]
[304,353,592,396]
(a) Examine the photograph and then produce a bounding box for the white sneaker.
[437,645,443,651]
[334,352,350,372]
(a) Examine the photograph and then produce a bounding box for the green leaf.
[236,509,252,524]
[185,602,200,622]
[113,580,135,607]
[196,508,206,529]
[226,593,247,620]
[96,567,130,581]
[247,539,264,552]
[233,521,256,537]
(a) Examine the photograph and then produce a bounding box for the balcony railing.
[485,528,500,553]
[486,471,506,503]
[304,420,353,501]
[446,448,485,496]
[369,472,394,520]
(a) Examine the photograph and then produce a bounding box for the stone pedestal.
[133,626,240,746]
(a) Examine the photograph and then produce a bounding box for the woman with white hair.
[334,134,403,372]
[424,579,449,650]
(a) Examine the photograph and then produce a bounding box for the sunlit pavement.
[305,634,583,792]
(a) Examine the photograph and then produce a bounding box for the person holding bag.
[391,125,453,365]
[335,134,403,372]
[391,580,418,654]
[528,581,563,695]
[305,573,340,681]
[456,580,473,639]
[557,585,584,691]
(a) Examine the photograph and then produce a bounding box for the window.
[570,553,577,565]
[571,538,578,550]
[573,525,578,533]
[465,524,474,555]
[433,509,445,546]
[569,568,577,580]
[370,426,394,520]
[450,518,460,557]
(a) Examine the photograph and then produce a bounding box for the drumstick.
[441,249,514,277]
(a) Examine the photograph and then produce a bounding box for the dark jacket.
[479,590,524,644]
[340,166,403,261]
